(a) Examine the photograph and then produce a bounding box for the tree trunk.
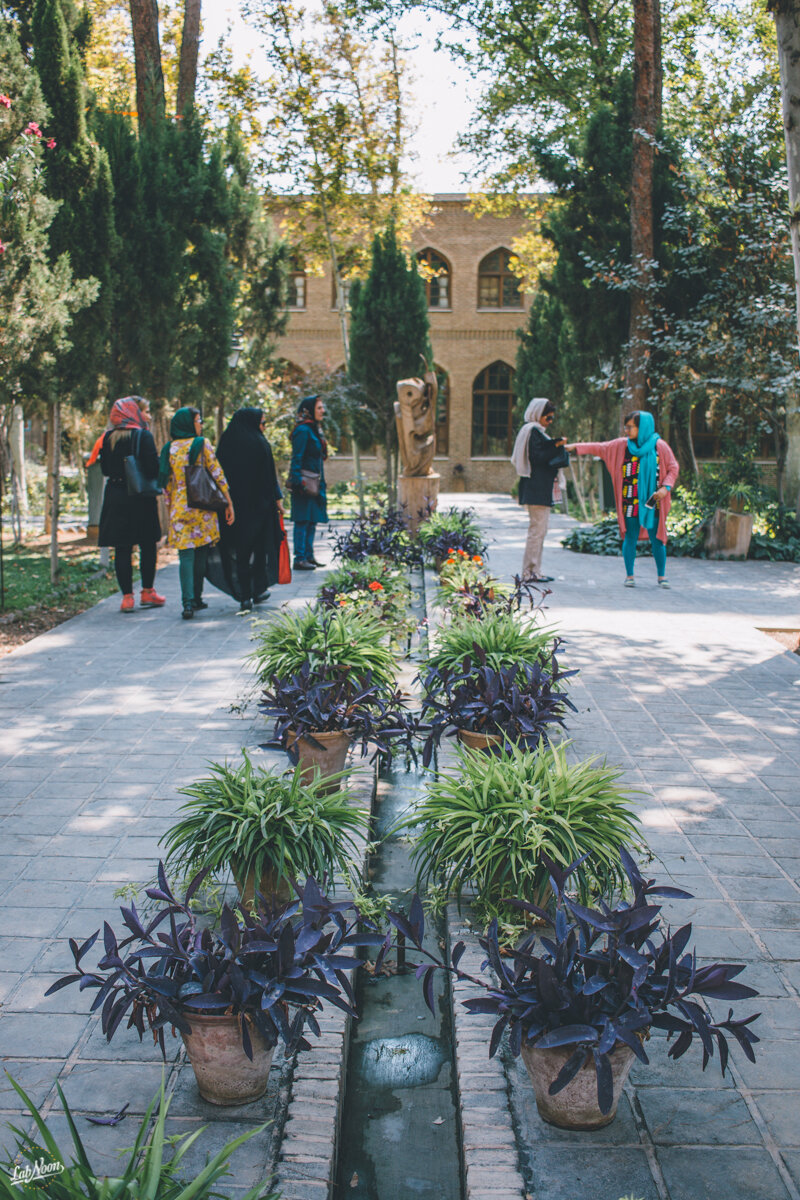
[9,404,28,517]
[49,402,61,585]
[176,0,201,116]
[129,0,166,129]
[773,2,800,508]
[623,0,662,415]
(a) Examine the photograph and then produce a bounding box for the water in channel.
[332,760,462,1200]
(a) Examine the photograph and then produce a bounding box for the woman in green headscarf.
[158,406,234,619]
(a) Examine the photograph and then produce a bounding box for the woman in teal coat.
[288,395,328,569]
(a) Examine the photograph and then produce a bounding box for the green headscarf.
[158,407,205,487]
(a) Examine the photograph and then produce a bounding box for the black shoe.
[294,560,316,571]
[254,591,271,603]
[181,605,194,620]
[238,600,253,614]
[529,575,554,583]
[192,599,208,610]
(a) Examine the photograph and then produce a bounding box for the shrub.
[160,753,368,888]
[417,507,487,562]
[404,741,643,923]
[426,609,557,676]
[250,606,398,690]
[331,507,422,566]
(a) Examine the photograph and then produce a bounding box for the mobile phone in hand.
[644,493,657,509]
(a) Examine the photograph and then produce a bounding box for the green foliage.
[348,221,431,464]
[426,609,555,675]
[0,18,94,407]
[31,0,114,407]
[416,507,486,562]
[404,741,642,925]
[561,482,800,562]
[318,555,415,643]
[0,1074,275,1199]
[250,604,398,688]
[0,540,115,613]
[161,752,368,890]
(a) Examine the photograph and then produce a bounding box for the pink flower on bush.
[24,121,42,138]
[0,95,11,109]
[45,137,56,148]
[0,239,6,254]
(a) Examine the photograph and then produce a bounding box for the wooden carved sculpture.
[394,363,437,477]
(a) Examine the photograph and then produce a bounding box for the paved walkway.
[2,497,800,1199]
[460,493,800,1200]
[0,553,326,1190]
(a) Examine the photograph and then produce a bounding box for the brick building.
[274,195,533,492]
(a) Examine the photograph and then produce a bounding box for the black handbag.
[300,469,321,497]
[185,461,228,512]
[124,430,160,498]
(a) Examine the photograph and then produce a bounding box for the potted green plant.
[416,506,487,568]
[160,753,369,907]
[426,609,557,677]
[47,870,387,1106]
[405,741,642,926]
[250,607,399,777]
[396,850,761,1130]
[705,483,758,558]
[317,555,416,648]
[1,1075,276,1198]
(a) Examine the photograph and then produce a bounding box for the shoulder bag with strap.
[186,446,228,512]
[124,430,161,498]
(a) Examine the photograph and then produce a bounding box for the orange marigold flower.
[457,549,468,557]
[472,555,483,564]
[368,580,383,591]
[338,598,347,605]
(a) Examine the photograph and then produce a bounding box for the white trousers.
[523,505,550,579]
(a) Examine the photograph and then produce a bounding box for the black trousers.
[235,521,269,603]
[114,542,156,594]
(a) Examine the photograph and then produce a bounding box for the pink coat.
[573,437,679,544]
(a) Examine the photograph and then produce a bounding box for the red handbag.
[278,514,292,584]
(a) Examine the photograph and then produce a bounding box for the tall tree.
[771,0,800,503]
[128,0,165,127]
[348,222,431,500]
[176,0,200,116]
[31,0,115,572]
[624,0,662,414]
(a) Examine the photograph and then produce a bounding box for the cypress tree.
[31,0,115,407]
[348,222,431,497]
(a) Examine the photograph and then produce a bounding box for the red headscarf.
[109,397,148,430]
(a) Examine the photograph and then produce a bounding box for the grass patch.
[0,536,117,615]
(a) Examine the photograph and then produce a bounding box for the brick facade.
[274,196,533,493]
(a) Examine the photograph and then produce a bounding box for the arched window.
[287,256,306,309]
[434,366,450,456]
[477,248,522,309]
[471,361,516,456]
[417,248,452,309]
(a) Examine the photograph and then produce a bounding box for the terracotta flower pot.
[287,729,353,785]
[520,1040,636,1129]
[181,1012,275,1106]
[231,861,293,910]
[457,728,502,751]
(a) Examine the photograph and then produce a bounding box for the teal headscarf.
[157,407,205,488]
[627,410,660,530]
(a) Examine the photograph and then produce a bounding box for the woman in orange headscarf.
[98,397,165,613]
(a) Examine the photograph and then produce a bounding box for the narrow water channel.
[332,760,462,1200]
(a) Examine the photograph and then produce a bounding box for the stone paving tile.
[449,495,800,1200]
[0,555,330,1185]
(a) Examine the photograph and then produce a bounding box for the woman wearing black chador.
[215,408,285,613]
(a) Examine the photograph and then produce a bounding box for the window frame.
[471,360,516,457]
[417,247,453,311]
[477,247,523,310]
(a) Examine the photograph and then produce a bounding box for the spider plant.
[160,752,368,893]
[426,609,557,676]
[250,606,398,690]
[0,1075,275,1199]
[403,740,643,925]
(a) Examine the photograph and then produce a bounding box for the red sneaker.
[120,593,135,613]
[140,587,166,608]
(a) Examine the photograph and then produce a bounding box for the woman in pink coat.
[566,410,679,588]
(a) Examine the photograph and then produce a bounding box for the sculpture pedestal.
[398,474,440,535]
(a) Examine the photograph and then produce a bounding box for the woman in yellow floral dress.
[158,407,234,619]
